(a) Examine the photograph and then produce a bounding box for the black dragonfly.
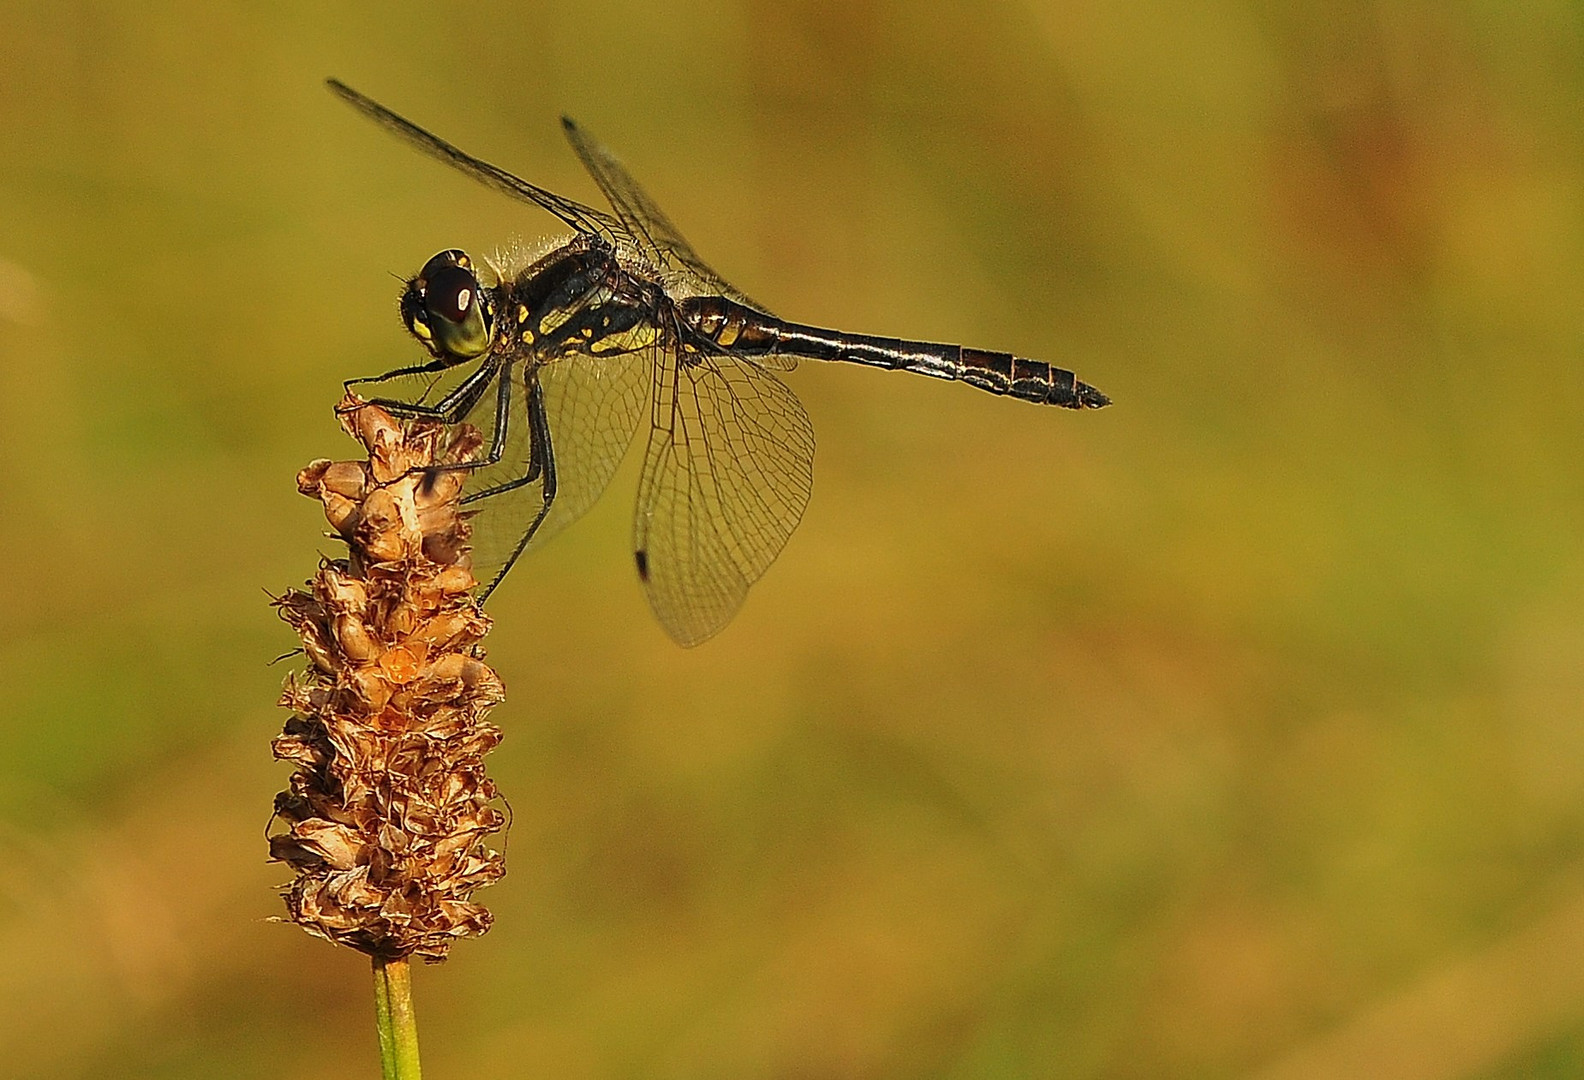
[328,79,1110,646]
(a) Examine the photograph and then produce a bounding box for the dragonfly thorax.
[507,238,667,358]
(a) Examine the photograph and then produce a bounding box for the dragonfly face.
[329,79,1109,646]
[400,249,497,362]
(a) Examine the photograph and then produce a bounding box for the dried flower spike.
[270,392,506,962]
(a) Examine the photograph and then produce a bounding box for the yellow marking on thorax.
[537,308,573,338]
[591,324,662,355]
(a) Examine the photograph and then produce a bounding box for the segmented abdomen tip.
[1076,382,1111,409]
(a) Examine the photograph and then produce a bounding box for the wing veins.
[560,116,776,315]
[327,79,620,240]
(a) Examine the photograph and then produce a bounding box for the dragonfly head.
[400,249,496,362]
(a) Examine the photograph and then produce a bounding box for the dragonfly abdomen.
[954,347,1110,409]
[682,296,1108,410]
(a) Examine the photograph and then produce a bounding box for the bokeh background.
[3,1,1584,1077]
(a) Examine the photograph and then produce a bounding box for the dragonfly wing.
[328,80,623,242]
[632,347,815,646]
[560,116,778,318]
[463,348,650,596]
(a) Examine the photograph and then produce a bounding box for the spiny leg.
[476,374,559,601]
[460,429,542,503]
[344,357,451,391]
[354,354,503,426]
[355,362,517,504]
[414,359,520,493]
[340,357,453,418]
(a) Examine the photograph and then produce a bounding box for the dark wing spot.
[634,549,649,581]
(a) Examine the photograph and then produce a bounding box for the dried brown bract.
[270,393,506,961]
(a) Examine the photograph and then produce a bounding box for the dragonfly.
[327,79,1110,647]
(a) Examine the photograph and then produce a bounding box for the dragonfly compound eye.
[416,257,494,360]
[426,263,479,324]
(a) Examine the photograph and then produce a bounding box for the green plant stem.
[374,956,422,1080]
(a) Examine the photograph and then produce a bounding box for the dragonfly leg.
[475,376,558,600]
[459,408,543,501]
[414,361,518,490]
[356,364,512,506]
[357,355,502,425]
[344,358,451,391]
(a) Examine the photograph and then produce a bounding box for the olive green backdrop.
[4,2,1584,1077]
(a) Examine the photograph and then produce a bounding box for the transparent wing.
[560,116,779,319]
[328,80,623,242]
[462,349,650,596]
[633,349,815,646]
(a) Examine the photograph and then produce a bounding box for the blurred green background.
[3,1,1584,1077]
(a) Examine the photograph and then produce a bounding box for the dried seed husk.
[270,395,506,961]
